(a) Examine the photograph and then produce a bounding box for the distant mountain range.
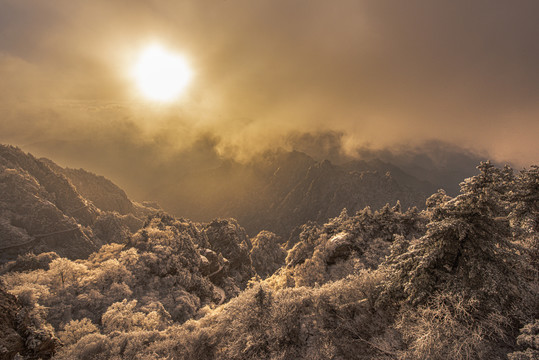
[157,149,473,237]
[0,143,483,261]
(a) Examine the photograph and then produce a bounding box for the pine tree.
[381,162,527,315]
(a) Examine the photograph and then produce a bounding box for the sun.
[132,44,193,102]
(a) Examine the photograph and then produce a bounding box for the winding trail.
[206,263,226,305]
[34,227,80,239]
[66,204,89,215]
[0,227,79,251]
[208,263,224,279]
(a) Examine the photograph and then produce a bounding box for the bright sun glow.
[132,44,193,102]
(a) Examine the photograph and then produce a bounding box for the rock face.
[249,231,286,278]
[203,219,254,287]
[324,232,355,265]
[0,286,60,360]
[0,145,154,263]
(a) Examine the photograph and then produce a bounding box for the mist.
[1,0,538,198]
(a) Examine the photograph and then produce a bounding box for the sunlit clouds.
[0,0,538,168]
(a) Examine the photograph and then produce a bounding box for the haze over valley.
[0,1,538,359]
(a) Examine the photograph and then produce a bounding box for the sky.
[0,0,538,191]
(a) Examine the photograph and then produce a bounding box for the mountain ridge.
[0,145,155,262]
[162,149,434,238]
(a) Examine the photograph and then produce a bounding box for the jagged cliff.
[163,150,431,237]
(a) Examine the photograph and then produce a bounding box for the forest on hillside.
[2,1,538,359]
[0,162,538,359]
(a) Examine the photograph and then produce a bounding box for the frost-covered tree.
[380,162,535,358]
[511,166,539,231]
[381,162,526,309]
[48,258,87,290]
[58,318,99,346]
[510,166,539,275]
[508,320,539,360]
